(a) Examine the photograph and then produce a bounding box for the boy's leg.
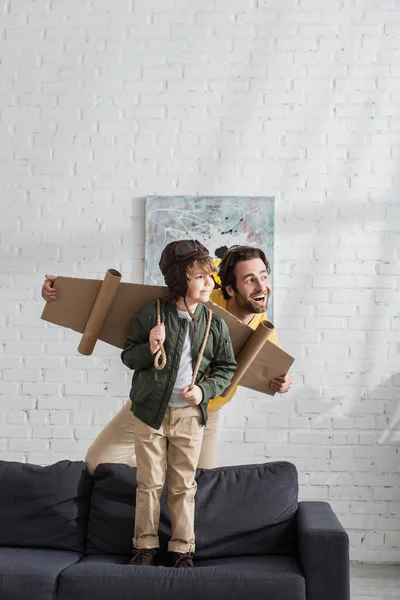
[166,406,204,554]
[133,415,168,550]
[197,409,220,469]
[85,400,136,475]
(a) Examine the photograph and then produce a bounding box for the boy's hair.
[186,256,216,279]
[218,245,271,300]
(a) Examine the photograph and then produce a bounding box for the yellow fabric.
[208,288,279,412]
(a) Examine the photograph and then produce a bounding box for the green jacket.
[121,300,237,430]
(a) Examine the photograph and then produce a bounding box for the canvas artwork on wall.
[144,196,275,321]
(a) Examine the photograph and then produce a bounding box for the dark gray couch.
[0,460,349,600]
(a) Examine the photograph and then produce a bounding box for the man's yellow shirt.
[208,289,279,412]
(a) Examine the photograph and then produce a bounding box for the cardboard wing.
[41,269,167,354]
[205,301,294,397]
[41,270,294,396]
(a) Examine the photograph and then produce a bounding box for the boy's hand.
[149,323,165,354]
[182,384,203,406]
[42,274,57,302]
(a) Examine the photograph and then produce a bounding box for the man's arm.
[265,319,293,394]
[270,373,292,394]
[42,274,57,301]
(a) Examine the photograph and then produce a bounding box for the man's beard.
[235,291,269,314]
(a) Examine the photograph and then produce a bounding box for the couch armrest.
[297,501,350,600]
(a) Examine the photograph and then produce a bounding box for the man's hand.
[149,323,165,355]
[182,384,203,406]
[270,373,292,394]
[42,274,57,302]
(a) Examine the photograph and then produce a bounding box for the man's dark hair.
[218,245,271,300]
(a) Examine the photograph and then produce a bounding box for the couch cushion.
[86,461,298,559]
[57,553,305,600]
[0,460,92,552]
[0,547,82,600]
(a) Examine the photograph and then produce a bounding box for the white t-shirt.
[168,309,193,408]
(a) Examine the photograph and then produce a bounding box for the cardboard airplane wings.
[41,269,294,397]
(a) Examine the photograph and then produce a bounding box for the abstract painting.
[144,196,275,321]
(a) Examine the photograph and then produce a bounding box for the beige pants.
[85,400,219,474]
[133,406,203,553]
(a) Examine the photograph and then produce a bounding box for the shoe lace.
[175,553,193,567]
[130,548,154,565]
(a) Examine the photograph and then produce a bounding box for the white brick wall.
[0,0,399,563]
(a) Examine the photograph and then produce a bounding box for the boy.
[121,239,237,568]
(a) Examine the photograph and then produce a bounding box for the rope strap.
[153,298,167,371]
[190,306,212,389]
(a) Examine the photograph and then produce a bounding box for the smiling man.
[41,245,292,471]
[217,245,272,321]
[203,245,292,441]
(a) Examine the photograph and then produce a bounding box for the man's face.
[226,258,271,314]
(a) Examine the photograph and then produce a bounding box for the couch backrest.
[85,461,298,559]
[0,460,92,553]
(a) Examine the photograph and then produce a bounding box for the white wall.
[0,0,399,563]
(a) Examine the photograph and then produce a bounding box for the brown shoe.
[171,552,194,568]
[128,548,156,566]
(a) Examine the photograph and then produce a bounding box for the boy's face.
[186,266,215,304]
